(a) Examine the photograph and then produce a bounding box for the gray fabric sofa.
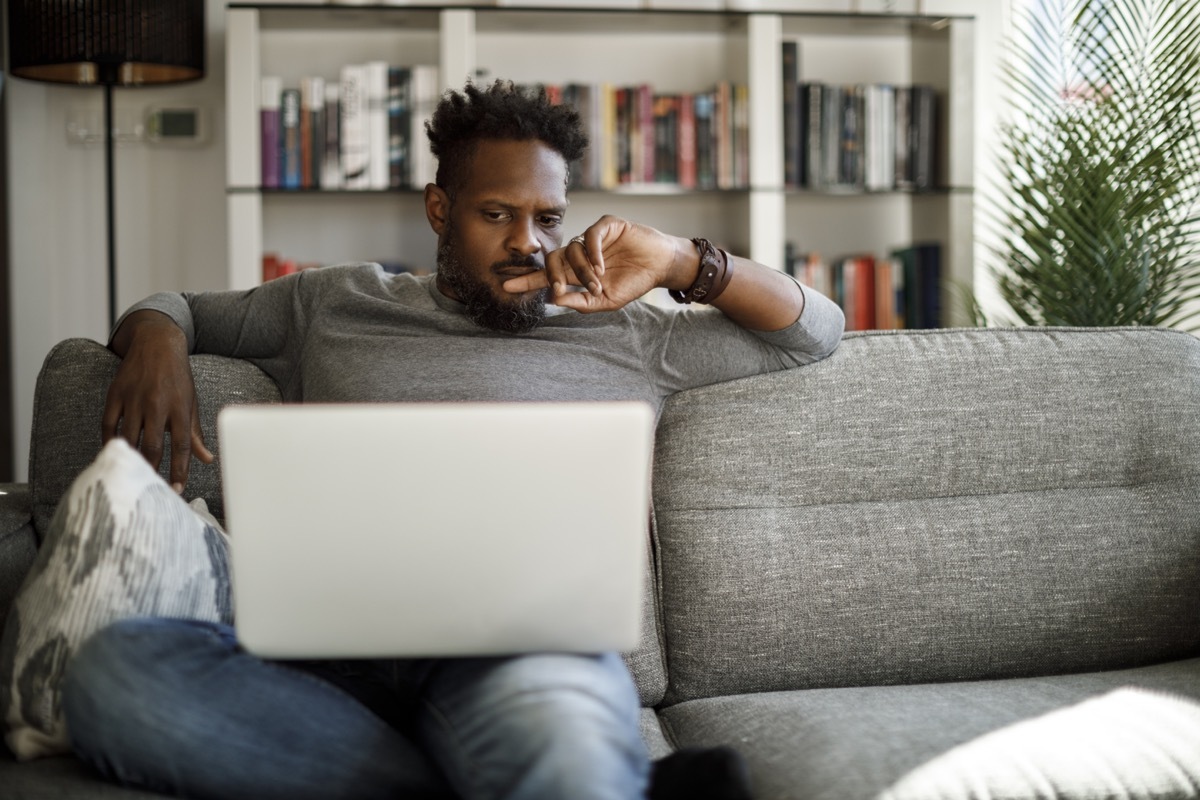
[3,326,1200,799]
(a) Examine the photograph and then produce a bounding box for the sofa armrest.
[0,483,36,627]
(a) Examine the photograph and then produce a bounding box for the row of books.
[783,42,939,191]
[259,73,751,191]
[544,82,750,191]
[787,242,942,330]
[261,63,440,191]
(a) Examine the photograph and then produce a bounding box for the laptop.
[217,402,654,659]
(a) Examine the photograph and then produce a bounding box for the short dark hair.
[425,80,589,198]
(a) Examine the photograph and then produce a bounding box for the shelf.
[226,2,976,325]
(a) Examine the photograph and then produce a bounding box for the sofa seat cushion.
[0,750,167,798]
[658,657,1200,800]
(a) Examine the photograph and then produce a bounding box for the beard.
[436,229,549,335]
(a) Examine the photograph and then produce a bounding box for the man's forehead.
[464,139,569,195]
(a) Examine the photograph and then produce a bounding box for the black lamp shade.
[8,0,205,86]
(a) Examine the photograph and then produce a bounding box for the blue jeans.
[62,618,650,800]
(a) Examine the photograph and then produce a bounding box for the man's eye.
[483,211,508,222]
[539,216,563,228]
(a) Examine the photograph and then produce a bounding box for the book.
[911,85,937,190]
[693,90,717,189]
[894,86,912,189]
[388,66,411,188]
[652,94,678,184]
[409,65,440,188]
[600,83,619,189]
[734,83,750,188]
[280,87,302,190]
[260,76,282,189]
[366,61,390,190]
[802,82,823,188]
[678,92,697,190]
[300,76,325,189]
[716,81,734,189]
[782,40,800,188]
[821,84,842,188]
[339,64,370,189]
[890,242,941,327]
[322,82,341,189]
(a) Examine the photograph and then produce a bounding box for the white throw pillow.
[0,438,232,760]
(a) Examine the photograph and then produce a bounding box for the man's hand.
[501,214,805,331]
[502,215,695,313]
[103,310,213,492]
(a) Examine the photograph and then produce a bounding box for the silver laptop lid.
[217,402,654,659]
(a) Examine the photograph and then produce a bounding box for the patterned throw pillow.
[0,438,232,760]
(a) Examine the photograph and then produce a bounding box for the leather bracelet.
[669,238,734,305]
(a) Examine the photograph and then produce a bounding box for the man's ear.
[424,183,450,236]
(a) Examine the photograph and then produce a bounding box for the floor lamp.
[7,0,205,329]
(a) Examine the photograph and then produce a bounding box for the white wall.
[4,0,1008,482]
[7,2,229,480]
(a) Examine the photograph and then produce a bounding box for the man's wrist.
[663,235,702,292]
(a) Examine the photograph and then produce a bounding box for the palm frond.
[983,0,1200,331]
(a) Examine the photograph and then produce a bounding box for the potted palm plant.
[983,0,1200,328]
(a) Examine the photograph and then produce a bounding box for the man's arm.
[104,309,213,493]
[504,215,809,333]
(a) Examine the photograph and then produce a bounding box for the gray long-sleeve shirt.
[124,264,844,411]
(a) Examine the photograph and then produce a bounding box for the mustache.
[493,255,543,270]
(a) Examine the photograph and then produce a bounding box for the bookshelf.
[225,4,975,325]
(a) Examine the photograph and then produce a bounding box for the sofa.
[2,326,1200,799]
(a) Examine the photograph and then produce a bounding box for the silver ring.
[570,235,586,247]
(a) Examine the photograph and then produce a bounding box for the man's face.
[431,138,569,334]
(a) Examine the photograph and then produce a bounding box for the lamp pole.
[103,79,117,329]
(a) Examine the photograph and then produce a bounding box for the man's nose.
[507,218,542,257]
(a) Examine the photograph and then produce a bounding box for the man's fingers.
[169,422,192,494]
[101,391,123,443]
[501,270,551,294]
[191,409,215,464]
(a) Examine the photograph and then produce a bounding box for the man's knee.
[62,618,230,749]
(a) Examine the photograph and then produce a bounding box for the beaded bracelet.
[669,238,734,305]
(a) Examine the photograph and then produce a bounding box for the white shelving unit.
[225,4,974,323]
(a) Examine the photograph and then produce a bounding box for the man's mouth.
[495,265,543,278]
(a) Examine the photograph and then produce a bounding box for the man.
[62,81,844,800]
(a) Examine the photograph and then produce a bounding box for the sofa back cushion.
[653,328,1200,705]
[29,338,283,537]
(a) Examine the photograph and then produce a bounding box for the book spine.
[678,93,696,190]
[280,87,302,190]
[322,82,341,189]
[615,87,631,184]
[855,255,876,330]
[601,83,619,189]
[894,86,912,189]
[340,64,369,190]
[735,83,750,188]
[694,90,716,190]
[716,81,733,189]
[388,66,411,188]
[821,85,841,189]
[260,76,282,189]
[299,78,314,188]
[639,84,655,184]
[782,40,799,188]
[410,65,440,187]
[803,82,823,188]
[913,85,937,190]
[367,61,390,190]
[302,77,325,189]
